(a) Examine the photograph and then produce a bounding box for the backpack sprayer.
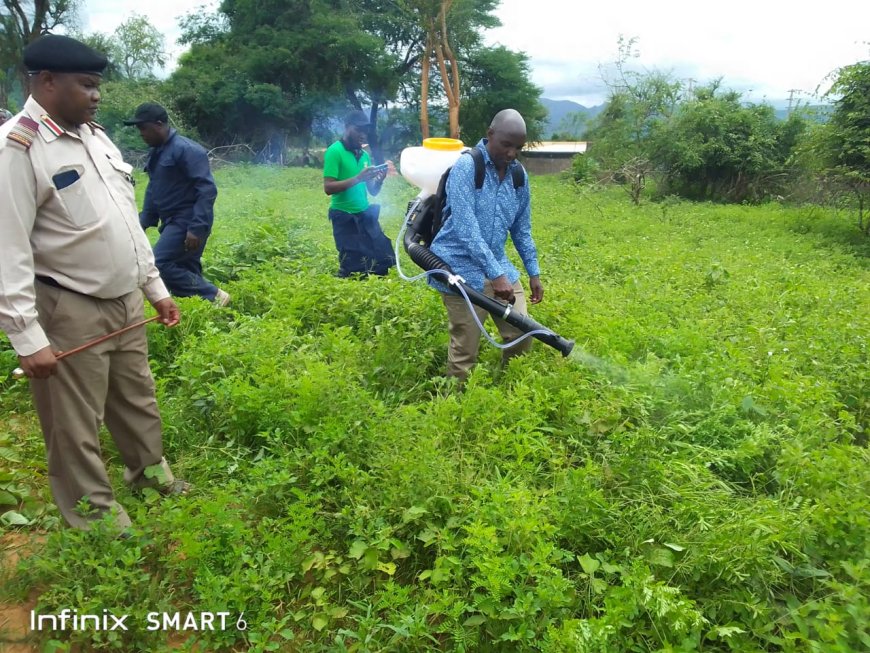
[395,138,574,357]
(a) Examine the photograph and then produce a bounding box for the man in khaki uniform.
[0,35,187,531]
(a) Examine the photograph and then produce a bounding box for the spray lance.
[395,138,574,357]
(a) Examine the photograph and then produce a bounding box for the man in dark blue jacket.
[125,103,229,305]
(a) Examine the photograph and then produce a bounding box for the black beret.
[23,34,108,76]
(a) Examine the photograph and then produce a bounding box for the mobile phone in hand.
[369,163,389,174]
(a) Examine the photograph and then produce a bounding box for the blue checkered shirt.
[429,139,540,293]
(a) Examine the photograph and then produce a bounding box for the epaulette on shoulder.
[6,116,39,151]
[87,121,105,133]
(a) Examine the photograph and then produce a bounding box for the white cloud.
[77,0,869,105]
[486,0,870,105]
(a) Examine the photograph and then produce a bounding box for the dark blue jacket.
[140,129,217,237]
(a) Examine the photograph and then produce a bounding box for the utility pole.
[787,89,800,116]
[686,77,696,98]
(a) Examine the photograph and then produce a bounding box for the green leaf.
[0,447,21,463]
[464,615,486,627]
[377,561,396,576]
[311,615,328,632]
[143,464,169,484]
[578,553,600,575]
[43,640,69,653]
[348,540,368,560]
[141,487,161,505]
[310,586,326,601]
[647,547,675,568]
[0,490,18,506]
[417,528,437,544]
[363,548,380,569]
[302,556,317,572]
[740,395,768,417]
[402,505,428,522]
[663,542,685,552]
[712,625,746,639]
[601,562,622,574]
[1,510,30,526]
[390,543,411,560]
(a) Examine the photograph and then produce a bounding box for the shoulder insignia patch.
[87,121,105,132]
[40,114,65,137]
[6,116,39,151]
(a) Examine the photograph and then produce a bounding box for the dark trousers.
[153,221,218,300]
[328,205,396,277]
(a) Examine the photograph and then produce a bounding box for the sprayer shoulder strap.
[468,147,525,190]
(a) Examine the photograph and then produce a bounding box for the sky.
[79,0,869,108]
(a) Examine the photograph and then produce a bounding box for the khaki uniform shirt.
[0,96,168,357]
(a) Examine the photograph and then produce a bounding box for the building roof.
[524,141,588,154]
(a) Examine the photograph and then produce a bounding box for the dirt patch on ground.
[0,595,37,653]
[0,532,46,653]
[0,533,202,652]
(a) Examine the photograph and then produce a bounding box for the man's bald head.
[485,109,527,172]
[489,109,527,136]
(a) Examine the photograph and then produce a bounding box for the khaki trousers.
[441,279,532,381]
[30,282,174,530]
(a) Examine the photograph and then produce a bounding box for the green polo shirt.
[323,139,371,213]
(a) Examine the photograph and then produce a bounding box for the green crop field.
[1,165,868,652]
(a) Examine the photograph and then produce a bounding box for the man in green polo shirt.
[323,110,395,277]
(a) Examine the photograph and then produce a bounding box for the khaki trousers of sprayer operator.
[441,279,532,381]
[29,282,175,530]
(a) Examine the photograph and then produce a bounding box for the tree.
[583,38,809,204]
[350,0,426,161]
[74,32,122,80]
[402,0,498,139]
[651,84,806,202]
[552,111,587,140]
[582,39,680,204]
[95,80,189,153]
[459,46,546,143]
[111,14,165,80]
[584,37,681,170]
[0,0,80,106]
[810,59,870,232]
[419,0,458,138]
[169,0,386,157]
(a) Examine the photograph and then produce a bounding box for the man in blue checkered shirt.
[429,109,544,381]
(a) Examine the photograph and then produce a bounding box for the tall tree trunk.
[368,102,383,164]
[344,84,362,110]
[8,0,62,99]
[420,36,432,140]
[438,0,460,139]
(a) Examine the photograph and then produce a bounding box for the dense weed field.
[1,165,868,652]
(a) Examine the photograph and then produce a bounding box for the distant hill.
[540,97,831,137]
[773,104,833,122]
[541,98,604,138]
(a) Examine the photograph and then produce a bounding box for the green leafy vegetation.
[1,166,868,651]
[579,40,868,220]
